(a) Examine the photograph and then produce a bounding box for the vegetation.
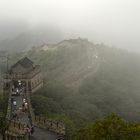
[6,38,140,139]
[75,113,140,140]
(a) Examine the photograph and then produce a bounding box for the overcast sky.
[0,0,140,52]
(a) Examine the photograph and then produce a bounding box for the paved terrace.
[11,91,57,140]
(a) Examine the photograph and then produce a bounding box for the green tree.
[75,113,140,140]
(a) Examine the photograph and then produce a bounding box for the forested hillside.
[5,38,140,139]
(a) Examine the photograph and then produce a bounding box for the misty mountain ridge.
[0,27,64,53]
[2,38,140,139]
[12,38,139,123]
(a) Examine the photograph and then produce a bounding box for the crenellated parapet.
[5,120,29,140]
[7,120,25,134]
[25,83,66,138]
[3,57,67,140]
[34,116,66,135]
[4,133,28,140]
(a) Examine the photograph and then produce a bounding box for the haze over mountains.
[0,25,65,52]
[7,38,138,139]
[0,37,139,139]
[0,25,140,53]
[1,0,140,139]
[6,38,140,125]
[1,0,140,53]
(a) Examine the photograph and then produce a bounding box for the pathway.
[11,91,57,140]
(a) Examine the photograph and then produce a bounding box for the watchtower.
[5,57,43,93]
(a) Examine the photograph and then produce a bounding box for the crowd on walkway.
[12,97,28,120]
[11,80,28,117]
[11,80,34,136]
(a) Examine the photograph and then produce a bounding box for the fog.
[0,0,140,52]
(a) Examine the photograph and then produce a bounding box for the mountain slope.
[7,38,140,139]
[28,38,100,88]
[24,38,140,121]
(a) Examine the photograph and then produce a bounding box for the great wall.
[1,57,66,140]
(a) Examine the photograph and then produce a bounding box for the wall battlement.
[3,57,66,140]
[5,120,29,140]
[34,116,66,135]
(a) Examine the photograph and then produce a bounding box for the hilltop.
[27,38,99,88]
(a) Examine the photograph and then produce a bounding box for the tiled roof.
[11,57,33,69]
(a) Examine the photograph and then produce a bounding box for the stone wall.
[7,120,25,135]
[5,82,29,140]
[34,116,66,135]
[5,85,12,120]
[4,68,66,140]
[25,89,66,136]
[30,72,43,93]
[31,82,43,94]
[4,134,28,140]
[6,120,29,140]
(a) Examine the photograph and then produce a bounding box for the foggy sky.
[0,0,140,52]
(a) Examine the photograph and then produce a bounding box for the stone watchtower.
[6,57,43,93]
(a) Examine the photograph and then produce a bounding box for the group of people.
[12,98,24,120]
[11,80,25,96]
[11,81,35,136]
[12,97,28,112]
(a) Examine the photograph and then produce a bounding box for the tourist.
[25,102,28,112]
[13,100,17,110]
[23,98,26,103]
[16,109,20,121]
[12,111,17,119]
[12,85,15,92]
[22,102,25,111]
[30,125,34,135]
[16,88,19,95]
[28,115,32,125]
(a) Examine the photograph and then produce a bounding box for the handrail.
[34,115,66,135]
